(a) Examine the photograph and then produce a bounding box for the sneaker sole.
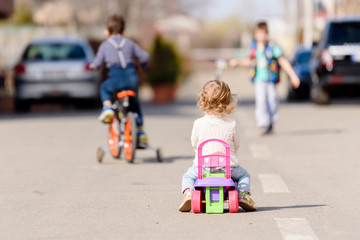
[259,130,268,136]
[239,200,258,211]
[178,198,191,212]
[98,113,114,122]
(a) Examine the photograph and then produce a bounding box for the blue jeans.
[100,65,143,127]
[181,165,251,193]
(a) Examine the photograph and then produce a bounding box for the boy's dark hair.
[107,15,125,34]
[255,21,268,34]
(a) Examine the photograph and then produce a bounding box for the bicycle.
[96,90,162,163]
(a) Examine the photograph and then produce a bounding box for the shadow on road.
[330,98,360,105]
[239,97,360,108]
[2,96,359,121]
[0,110,99,121]
[257,204,327,212]
[141,155,194,164]
[142,100,198,117]
[277,128,343,136]
[205,204,326,213]
[0,99,200,120]
[238,98,293,107]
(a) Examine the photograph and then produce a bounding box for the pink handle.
[197,139,231,179]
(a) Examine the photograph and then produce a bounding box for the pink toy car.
[191,139,239,214]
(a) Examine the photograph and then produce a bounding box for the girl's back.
[192,114,239,166]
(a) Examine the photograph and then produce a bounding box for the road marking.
[258,174,290,193]
[250,144,272,158]
[275,218,319,240]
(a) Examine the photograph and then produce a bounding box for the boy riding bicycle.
[90,15,149,144]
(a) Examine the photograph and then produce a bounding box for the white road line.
[258,174,290,193]
[275,218,319,240]
[250,144,272,158]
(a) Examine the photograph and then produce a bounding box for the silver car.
[14,37,101,111]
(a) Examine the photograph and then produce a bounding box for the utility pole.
[290,0,298,45]
[334,0,337,15]
[283,0,299,49]
[303,0,314,48]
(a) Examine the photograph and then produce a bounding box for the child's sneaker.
[138,130,148,147]
[178,189,192,212]
[98,106,114,123]
[259,124,273,136]
[239,191,257,211]
[258,127,268,136]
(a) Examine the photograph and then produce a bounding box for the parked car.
[287,46,312,100]
[13,37,101,111]
[310,18,360,104]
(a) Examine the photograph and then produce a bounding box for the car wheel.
[74,98,101,109]
[287,84,298,101]
[14,99,31,112]
[310,75,330,105]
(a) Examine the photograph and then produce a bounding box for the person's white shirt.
[191,114,240,166]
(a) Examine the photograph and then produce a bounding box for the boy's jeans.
[255,81,278,129]
[100,65,143,127]
[181,165,251,193]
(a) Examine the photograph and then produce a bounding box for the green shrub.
[148,35,182,86]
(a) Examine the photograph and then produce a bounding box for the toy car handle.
[198,139,230,157]
[197,139,231,179]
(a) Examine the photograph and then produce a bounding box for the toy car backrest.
[202,154,226,167]
[197,139,231,179]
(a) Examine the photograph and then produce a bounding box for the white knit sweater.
[191,114,240,166]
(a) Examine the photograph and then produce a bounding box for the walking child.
[179,80,257,212]
[229,21,300,135]
[91,15,149,144]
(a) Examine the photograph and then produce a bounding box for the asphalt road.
[0,67,359,240]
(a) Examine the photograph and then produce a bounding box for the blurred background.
[1,0,360,112]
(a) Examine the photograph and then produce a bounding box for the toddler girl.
[178,80,257,212]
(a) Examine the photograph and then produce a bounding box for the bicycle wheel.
[123,111,137,163]
[156,148,163,162]
[108,115,121,159]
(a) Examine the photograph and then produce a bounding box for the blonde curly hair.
[198,80,235,115]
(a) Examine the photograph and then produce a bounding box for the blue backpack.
[249,40,281,83]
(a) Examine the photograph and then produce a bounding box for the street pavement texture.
[0,67,360,240]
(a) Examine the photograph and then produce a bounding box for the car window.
[23,43,87,61]
[328,22,360,45]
